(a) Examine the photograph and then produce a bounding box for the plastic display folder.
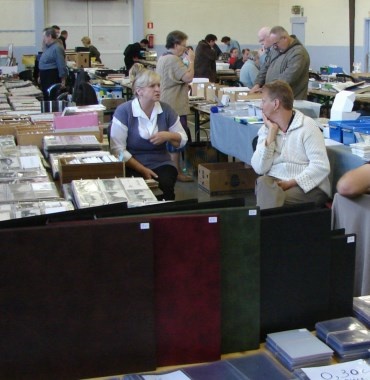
[353,296,370,327]
[0,219,156,379]
[227,352,293,380]
[316,317,367,341]
[315,317,370,360]
[124,361,249,380]
[183,360,250,380]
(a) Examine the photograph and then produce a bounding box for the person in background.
[239,50,260,88]
[251,80,330,209]
[38,27,68,99]
[251,26,310,100]
[221,36,242,58]
[230,48,250,70]
[156,30,195,182]
[71,69,98,106]
[59,30,68,49]
[123,39,149,72]
[110,64,188,201]
[336,165,370,197]
[228,48,239,68]
[52,25,61,38]
[194,34,218,83]
[81,36,102,63]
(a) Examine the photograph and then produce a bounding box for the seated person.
[230,48,250,70]
[110,64,188,201]
[239,50,260,88]
[336,164,370,197]
[251,80,331,209]
[71,69,98,106]
[228,48,239,68]
[81,36,102,63]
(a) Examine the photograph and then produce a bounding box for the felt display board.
[328,232,356,319]
[119,205,261,354]
[0,219,156,379]
[151,215,221,366]
[260,207,333,339]
[176,207,261,354]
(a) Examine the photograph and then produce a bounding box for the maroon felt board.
[0,219,156,379]
[151,214,221,366]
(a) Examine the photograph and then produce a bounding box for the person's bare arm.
[336,164,370,197]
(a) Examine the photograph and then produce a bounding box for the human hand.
[150,131,170,145]
[277,179,297,191]
[263,114,279,132]
[250,84,262,93]
[263,114,279,146]
[185,49,195,63]
[142,167,158,180]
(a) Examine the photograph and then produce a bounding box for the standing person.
[156,30,195,182]
[251,80,330,209]
[251,26,310,100]
[194,34,218,83]
[239,50,260,88]
[59,30,68,49]
[38,27,68,100]
[81,36,102,63]
[52,25,61,38]
[123,39,149,72]
[110,65,188,201]
[221,36,242,58]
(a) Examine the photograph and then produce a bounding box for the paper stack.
[266,328,333,371]
[349,142,370,160]
[315,317,370,361]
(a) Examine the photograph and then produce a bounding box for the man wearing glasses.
[250,26,310,100]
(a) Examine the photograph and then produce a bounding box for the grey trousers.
[255,175,329,210]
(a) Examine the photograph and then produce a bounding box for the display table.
[210,113,366,194]
[210,112,261,164]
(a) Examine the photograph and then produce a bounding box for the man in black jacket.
[194,34,218,83]
[123,39,149,72]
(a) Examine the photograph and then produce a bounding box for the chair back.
[47,83,63,100]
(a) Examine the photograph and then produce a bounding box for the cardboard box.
[16,126,104,147]
[101,98,125,110]
[54,112,99,130]
[198,162,259,195]
[65,52,90,68]
[59,157,125,184]
[205,84,226,101]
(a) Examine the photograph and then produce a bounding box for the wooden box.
[59,157,125,184]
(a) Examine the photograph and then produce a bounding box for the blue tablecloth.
[210,113,261,165]
[210,113,365,195]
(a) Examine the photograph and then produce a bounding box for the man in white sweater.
[251,80,331,209]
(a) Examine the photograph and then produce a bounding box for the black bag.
[185,129,228,175]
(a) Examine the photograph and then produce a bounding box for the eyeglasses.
[272,36,285,48]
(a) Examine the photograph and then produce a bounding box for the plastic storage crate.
[92,84,123,101]
[329,117,370,144]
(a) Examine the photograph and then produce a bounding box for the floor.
[174,114,257,207]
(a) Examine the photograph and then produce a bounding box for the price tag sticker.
[301,359,370,380]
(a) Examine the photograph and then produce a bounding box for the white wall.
[2,0,370,73]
